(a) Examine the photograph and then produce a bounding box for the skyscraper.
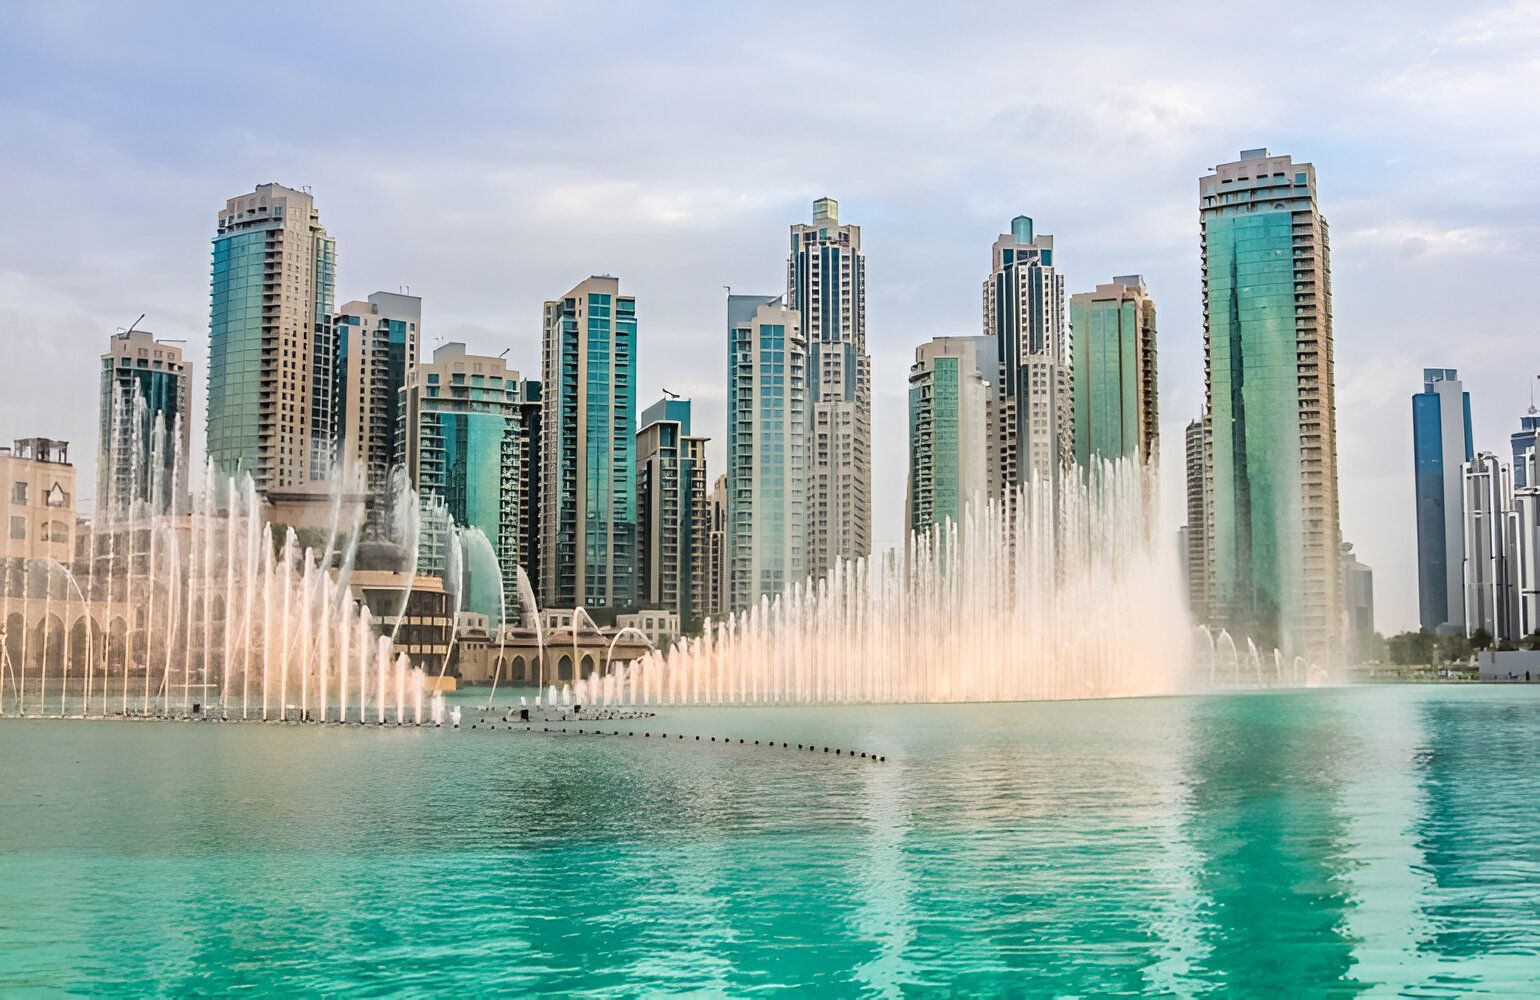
[97,328,191,515]
[788,197,870,575]
[1340,542,1375,660]
[727,294,806,611]
[702,473,729,623]
[984,216,1070,491]
[907,336,992,534]
[207,183,335,492]
[1184,417,1208,620]
[401,343,539,621]
[1200,149,1341,659]
[1512,387,1539,488]
[1070,276,1158,468]
[1514,447,1539,639]
[540,276,637,611]
[636,397,709,630]
[1463,452,1520,641]
[333,291,420,500]
[1412,368,1474,633]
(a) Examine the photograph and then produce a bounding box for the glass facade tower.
[637,397,709,630]
[1070,276,1158,468]
[207,183,335,492]
[1200,149,1342,659]
[97,329,191,515]
[334,291,420,502]
[907,336,992,533]
[540,276,637,611]
[401,342,538,622]
[727,294,807,611]
[1412,368,1474,633]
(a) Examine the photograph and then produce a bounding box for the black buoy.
[836,749,841,755]
[797,743,804,750]
[695,735,700,741]
[754,740,760,745]
[710,737,715,742]
[822,747,828,753]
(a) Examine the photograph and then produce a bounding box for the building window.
[9,517,25,540]
[10,483,26,504]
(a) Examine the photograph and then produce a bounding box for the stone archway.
[557,654,574,681]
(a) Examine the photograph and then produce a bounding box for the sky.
[1,0,1538,635]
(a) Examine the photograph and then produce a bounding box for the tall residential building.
[727,294,807,611]
[907,336,992,534]
[702,473,729,622]
[636,397,709,630]
[334,292,420,500]
[788,197,870,576]
[1200,149,1341,659]
[1,439,75,564]
[207,183,336,492]
[401,343,539,621]
[1412,368,1474,634]
[1514,447,1540,638]
[1070,276,1158,468]
[1340,542,1375,659]
[984,215,1070,491]
[97,329,191,516]
[540,276,637,611]
[1512,395,1539,488]
[1184,417,1208,620]
[1463,452,1520,641]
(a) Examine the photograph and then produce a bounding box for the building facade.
[1463,452,1520,641]
[1512,403,1539,489]
[1514,447,1539,638]
[1200,149,1342,659]
[984,215,1070,491]
[702,473,729,622]
[207,183,336,492]
[788,197,870,576]
[1340,542,1375,660]
[727,294,807,611]
[1070,276,1158,468]
[1,439,76,565]
[1184,417,1208,620]
[401,343,539,619]
[1412,368,1474,634]
[540,276,637,611]
[636,397,709,630]
[97,329,191,516]
[907,336,992,534]
[334,292,420,500]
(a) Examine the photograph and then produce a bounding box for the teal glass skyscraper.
[207,183,334,492]
[1201,149,1342,659]
[401,342,539,623]
[540,276,637,611]
[727,294,806,611]
[1412,368,1473,633]
[97,328,191,515]
[907,336,991,533]
[1070,276,1158,468]
[334,291,420,501]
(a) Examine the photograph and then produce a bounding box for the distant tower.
[333,291,420,500]
[702,473,729,622]
[907,336,992,533]
[727,294,806,611]
[207,183,335,492]
[637,397,709,630]
[1200,149,1341,659]
[984,215,1070,492]
[1462,452,1520,641]
[540,276,637,611]
[1184,417,1208,620]
[1412,368,1474,633]
[1070,275,1158,467]
[97,328,191,515]
[1512,376,1539,488]
[788,197,871,576]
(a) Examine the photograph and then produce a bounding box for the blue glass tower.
[1412,368,1474,633]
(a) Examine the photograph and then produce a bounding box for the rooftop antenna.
[124,314,146,336]
[662,388,680,400]
[498,348,510,359]
[1530,374,1538,415]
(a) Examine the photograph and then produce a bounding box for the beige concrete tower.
[788,198,871,577]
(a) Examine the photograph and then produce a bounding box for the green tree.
[1437,633,1472,665]
[1469,627,1494,651]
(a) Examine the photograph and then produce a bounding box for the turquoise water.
[1,685,1538,995]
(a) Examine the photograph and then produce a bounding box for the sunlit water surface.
[2,685,1537,995]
